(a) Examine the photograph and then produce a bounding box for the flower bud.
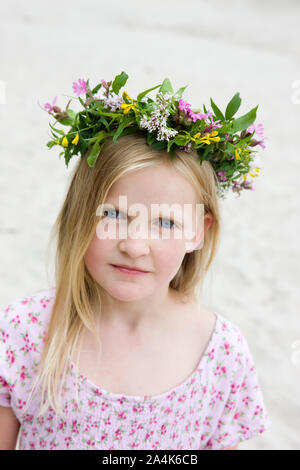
[249,139,260,147]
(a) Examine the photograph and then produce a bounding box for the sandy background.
[1,0,300,450]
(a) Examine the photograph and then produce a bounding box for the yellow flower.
[235,148,241,160]
[120,102,137,114]
[120,90,138,114]
[249,168,260,177]
[122,91,133,101]
[210,130,220,142]
[62,136,68,147]
[243,175,247,180]
[193,130,220,145]
[72,133,79,145]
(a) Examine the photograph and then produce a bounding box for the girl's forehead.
[106,166,198,205]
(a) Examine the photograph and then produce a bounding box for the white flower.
[156,127,178,141]
[155,91,173,109]
[93,91,124,111]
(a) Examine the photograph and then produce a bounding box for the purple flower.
[189,110,211,123]
[217,170,227,181]
[247,123,266,149]
[207,114,222,129]
[72,78,87,96]
[247,123,264,138]
[44,96,58,114]
[178,99,192,114]
[258,141,266,150]
[178,100,220,127]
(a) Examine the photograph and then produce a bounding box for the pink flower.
[72,78,87,96]
[178,99,220,127]
[206,114,222,129]
[217,170,227,181]
[190,109,213,123]
[44,96,57,114]
[247,123,266,149]
[248,123,264,138]
[178,98,192,113]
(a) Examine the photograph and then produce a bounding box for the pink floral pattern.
[0,288,272,450]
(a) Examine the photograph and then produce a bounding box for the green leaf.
[46,141,58,148]
[169,144,176,159]
[64,146,73,168]
[202,145,211,159]
[174,86,188,99]
[58,117,74,126]
[159,78,174,94]
[91,83,102,94]
[147,132,155,146]
[225,93,242,120]
[67,109,76,120]
[151,140,168,150]
[99,116,109,128]
[112,71,129,95]
[112,116,132,143]
[237,132,254,146]
[49,123,65,135]
[87,140,101,167]
[231,105,258,133]
[97,110,123,118]
[174,135,189,146]
[137,84,161,102]
[210,98,225,121]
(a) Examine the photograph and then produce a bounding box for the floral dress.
[0,287,272,450]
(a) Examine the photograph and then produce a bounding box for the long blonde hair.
[24,132,221,418]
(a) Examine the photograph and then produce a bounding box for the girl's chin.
[105,284,153,301]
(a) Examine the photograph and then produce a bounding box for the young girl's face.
[84,164,210,303]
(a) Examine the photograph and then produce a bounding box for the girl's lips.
[111,265,149,275]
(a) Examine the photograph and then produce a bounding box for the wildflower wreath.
[43,71,266,199]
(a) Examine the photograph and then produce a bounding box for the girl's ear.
[185,212,213,253]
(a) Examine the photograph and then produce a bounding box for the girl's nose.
[118,237,150,257]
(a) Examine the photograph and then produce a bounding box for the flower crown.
[43,71,266,199]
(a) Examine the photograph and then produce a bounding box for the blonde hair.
[24,132,221,418]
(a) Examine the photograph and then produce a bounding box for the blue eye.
[102,209,175,230]
[102,209,121,219]
[158,217,175,230]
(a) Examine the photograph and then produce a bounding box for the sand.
[1,0,299,450]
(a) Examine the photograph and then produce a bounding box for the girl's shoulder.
[0,287,56,365]
[0,287,56,409]
[0,287,56,330]
[195,304,254,355]
[209,310,261,379]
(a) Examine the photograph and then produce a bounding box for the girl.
[0,75,272,450]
